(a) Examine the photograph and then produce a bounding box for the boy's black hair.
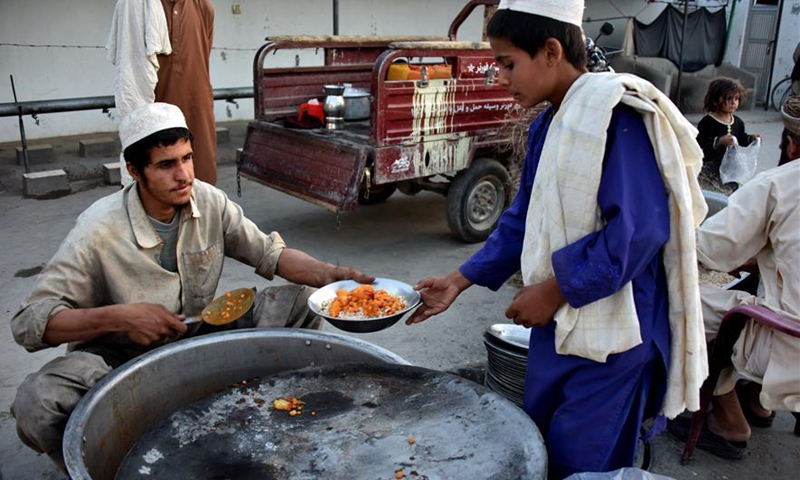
[123,127,193,181]
[486,9,587,71]
[703,77,748,114]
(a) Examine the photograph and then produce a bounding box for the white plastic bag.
[720,137,760,186]
[564,467,676,480]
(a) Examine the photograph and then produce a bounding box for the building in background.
[0,0,797,143]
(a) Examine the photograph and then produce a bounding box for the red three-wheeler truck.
[238,0,516,242]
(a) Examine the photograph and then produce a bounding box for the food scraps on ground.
[273,396,306,416]
[322,284,406,319]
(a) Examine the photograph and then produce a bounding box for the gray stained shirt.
[11,180,285,353]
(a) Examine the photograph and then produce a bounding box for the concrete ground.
[0,109,796,480]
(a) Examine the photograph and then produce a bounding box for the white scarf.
[520,72,708,417]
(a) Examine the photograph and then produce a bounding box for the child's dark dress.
[696,114,754,187]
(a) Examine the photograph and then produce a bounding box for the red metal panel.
[366,48,519,185]
[258,66,372,120]
[325,47,389,65]
[240,121,367,212]
[453,55,499,79]
[372,49,513,145]
[379,81,515,143]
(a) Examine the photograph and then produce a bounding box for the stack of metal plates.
[483,323,530,407]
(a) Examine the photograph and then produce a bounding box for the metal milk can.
[322,85,346,130]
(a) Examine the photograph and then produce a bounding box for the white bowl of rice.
[308,278,421,333]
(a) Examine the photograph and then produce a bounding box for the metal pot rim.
[343,88,370,98]
[64,328,409,480]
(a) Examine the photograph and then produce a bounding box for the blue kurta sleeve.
[551,106,670,308]
[459,109,553,291]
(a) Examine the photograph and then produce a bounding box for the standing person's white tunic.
[106,0,171,185]
[697,160,800,412]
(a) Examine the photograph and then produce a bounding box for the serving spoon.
[184,288,256,326]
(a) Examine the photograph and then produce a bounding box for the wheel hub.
[467,179,503,229]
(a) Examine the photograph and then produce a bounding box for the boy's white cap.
[782,95,800,137]
[498,0,584,28]
[119,102,188,150]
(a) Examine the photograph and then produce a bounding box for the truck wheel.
[446,158,510,243]
[357,183,397,205]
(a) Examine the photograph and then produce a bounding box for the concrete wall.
[771,1,800,92]
[2,0,796,144]
[724,0,799,95]
[0,0,483,143]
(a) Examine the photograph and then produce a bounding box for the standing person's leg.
[184,103,217,185]
[11,351,112,472]
[524,323,659,480]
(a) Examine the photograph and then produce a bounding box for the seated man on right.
[675,95,800,458]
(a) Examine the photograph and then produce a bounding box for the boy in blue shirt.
[407,1,708,477]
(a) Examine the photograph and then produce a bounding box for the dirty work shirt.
[155,0,217,184]
[460,105,670,478]
[11,179,285,356]
[697,160,800,412]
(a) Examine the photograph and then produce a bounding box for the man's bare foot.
[708,389,751,442]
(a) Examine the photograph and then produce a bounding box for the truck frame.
[238,0,516,242]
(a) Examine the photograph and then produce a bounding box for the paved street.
[0,109,796,479]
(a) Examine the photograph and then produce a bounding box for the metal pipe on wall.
[0,87,253,118]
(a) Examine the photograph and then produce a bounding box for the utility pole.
[333,0,339,35]
[675,0,689,109]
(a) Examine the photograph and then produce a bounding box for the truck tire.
[446,158,510,243]
[357,183,397,205]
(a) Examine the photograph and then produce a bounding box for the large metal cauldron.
[114,363,547,479]
[63,329,409,480]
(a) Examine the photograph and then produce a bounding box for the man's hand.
[504,277,565,328]
[121,303,187,346]
[406,270,471,325]
[43,303,187,347]
[323,266,375,286]
[276,248,374,287]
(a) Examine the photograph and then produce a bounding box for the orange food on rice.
[323,284,406,319]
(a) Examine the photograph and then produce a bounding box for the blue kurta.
[462,105,671,478]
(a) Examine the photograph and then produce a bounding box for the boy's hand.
[505,278,564,328]
[406,270,471,325]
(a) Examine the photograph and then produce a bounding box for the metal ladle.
[184,288,256,326]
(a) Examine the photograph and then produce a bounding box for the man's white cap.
[119,102,188,151]
[498,0,584,28]
[782,95,800,137]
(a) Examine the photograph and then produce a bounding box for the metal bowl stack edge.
[483,323,530,407]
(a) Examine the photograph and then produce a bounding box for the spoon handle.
[184,317,201,325]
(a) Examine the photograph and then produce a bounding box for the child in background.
[696,78,760,190]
